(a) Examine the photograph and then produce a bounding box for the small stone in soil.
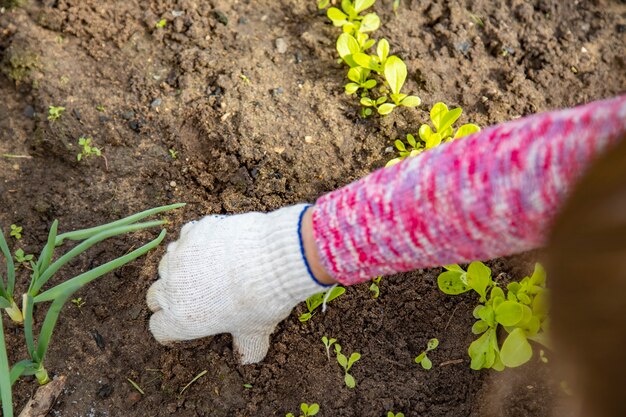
[213,10,228,25]
[73,108,82,120]
[23,105,35,118]
[127,391,142,405]
[92,330,105,350]
[122,110,135,120]
[275,38,288,53]
[295,51,303,64]
[271,87,284,96]
[97,384,113,399]
[617,24,626,33]
[238,17,247,24]
[150,98,162,108]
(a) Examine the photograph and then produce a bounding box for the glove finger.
[158,251,170,279]
[146,279,167,312]
[232,331,271,365]
[149,310,195,344]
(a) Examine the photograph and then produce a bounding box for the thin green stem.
[55,203,184,245]
[0,316,14,417]
[10,360,36,385]
[0,228,16,296]
[35,220,58,276]
[30,221,165,296]
[22,294,35,359]
[34,229,167,303]
[34,291,71,367]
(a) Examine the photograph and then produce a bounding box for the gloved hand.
[146,204,328,364]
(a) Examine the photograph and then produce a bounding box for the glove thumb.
[232,331,272,365]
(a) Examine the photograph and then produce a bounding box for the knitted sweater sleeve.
[311,95,626,286]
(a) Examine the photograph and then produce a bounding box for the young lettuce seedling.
[438,262,550,370]
[286,403,320,417]
[76,137,102,162]
[327,0,380,37]
[369,276,382,298]
[13,249,34,266]
[414,338,439,370]
[322,336,337,360]
[387,102,481,166]
[9,225,22,240]
[299,286,345,322]
[47,106,65,121]
[334,343,361,388]
[388,412,404,417]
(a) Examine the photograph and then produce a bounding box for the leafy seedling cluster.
[13,249,34,266]
[319,0,420,116]
[0,204,184,416]
[438,262,550,370]
[299,286,345,322]
[334,343,361,388]
[76,137,102,162]
[47,106,65,121]
[387,102,481,166]
[286,403,320,417]
[414,338,439,370]
[9,225,21,240]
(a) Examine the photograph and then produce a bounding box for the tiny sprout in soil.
[71,297,85,308]
[369,276,382,298]
[388,412,404,417]
[387,102,481,167]
[0,203,184,417]
[47,106,65,121]
[322,336,336,360]
[286,402,319,417]
[415,338,439,370]
[14,249,33,265]
[155,19,167,28]
[9,225,22,240]
[76,136,102,162]
[169,148,178,159]
[334,343,361,388]
[299,286,345,322]
[438,262,550,370]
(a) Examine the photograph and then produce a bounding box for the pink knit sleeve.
[312,95,626,286]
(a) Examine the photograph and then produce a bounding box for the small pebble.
[275,38,288,54]
[172,10,184,17]
[213,10,228,25]
[150,98,162,108]
[97,384,113,400]
[23,105,35,118]
[170,181,177,187]
[238,17,248,24]
[127,392,141,405]
[304,135,313,143]
[271,87,284,96]
[122,110,135,120]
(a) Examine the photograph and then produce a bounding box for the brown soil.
[0,0,624,416]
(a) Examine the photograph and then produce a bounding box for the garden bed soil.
[0,0,624,415]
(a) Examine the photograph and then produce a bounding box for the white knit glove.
[146,204,328,364]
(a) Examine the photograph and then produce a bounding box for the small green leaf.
[418,124,433,142]
[344,373,356,388]
[454,123,481,139]
[421,356,432,370]
[377,103,396,115]
[337,353,348,368]
[500,328,533,367]
[317,0,330,9]
[375,96,388,105]
[360,13,380,32]
[467,261,492,301]
[348,352,361,368]
[495,300,524,326]
[299,312,312,322]
[400,96,421,107]
[352,53,377,70]
[354,0,375,13]
[360,97,375,107]
[363,79,377,89]
[529,263,547,286]
[430,102,449,131]
[414,352,426,363]
[345,83,360,94]
[308,403,320,415]
[377,39,390,63]
[472,320,489,335]
[336,33,360,66]
[437,270,470,295]
[444,264,465,272]
[394,140,407,152]
[427,338,439,351]
[406,133,416,147]
[327,7,348,26]
[439,107,463,132]
[383,56,407,96]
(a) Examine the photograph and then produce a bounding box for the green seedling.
[0,204,184,416]
[70,297,85,308]
[14,249,34,265]
[392,0,400,14]
[388,412,404,417]
[369,276,382,298]
[76,137,102,162]
[169,148,178,159]
[438,262,550,370]
[334,343,361,388]
[286,403,320,417]
[95,105,105,112]
[387,102,481,166]
[414,338,439,370]
[243,383,253,389]
[9,225,22,240]
[299,286,345,322]
[322,336,337,360]
[47,106,65,121]
[155,19,167,28]
[327,0,380,36]
[317,0,329,9]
